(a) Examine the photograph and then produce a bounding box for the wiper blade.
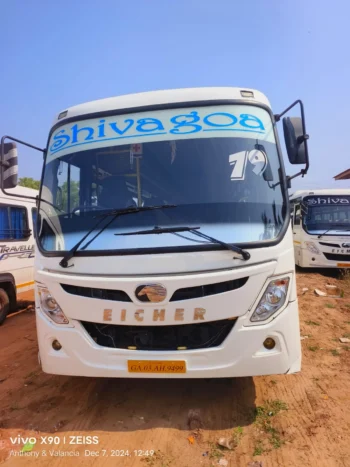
[116,226,200,235]
[97,204,176,217]
[115,226,251,260]
[59,204,177,268]
[318,226,350,238]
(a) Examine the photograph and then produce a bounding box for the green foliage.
[254,400,288,452]
[18,177,40,190]
[253,441,265,456]
[58,181,80,211]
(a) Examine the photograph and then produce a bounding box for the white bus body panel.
[35,228,301,378]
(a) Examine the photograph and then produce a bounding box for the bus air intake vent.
[319,242,340,248]
[323,253,350,261]
[81,319,236,351]
[169,277,248,302]
[61,284,132,302]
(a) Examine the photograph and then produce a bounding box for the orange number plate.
[128,360,186,374]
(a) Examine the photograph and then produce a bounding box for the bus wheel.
[0,288,10,325]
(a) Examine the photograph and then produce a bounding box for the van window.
[0,204,30,240]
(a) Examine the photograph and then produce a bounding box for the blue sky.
[1,0,349,192]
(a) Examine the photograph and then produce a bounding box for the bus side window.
[0,204,30,240]
[294,205,301,226]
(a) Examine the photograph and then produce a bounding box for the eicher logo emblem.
[342,243,350,248]
[135,284,167,303]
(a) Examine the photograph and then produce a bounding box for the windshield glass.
[39,104,286,253]
[303,195,350,234]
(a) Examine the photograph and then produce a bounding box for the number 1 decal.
[229,151,248,180]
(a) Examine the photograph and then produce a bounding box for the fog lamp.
[263,338,276,350]
[52,340,62,351]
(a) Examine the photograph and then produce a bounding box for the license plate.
[128,360,186,374]
[337,263,350,268]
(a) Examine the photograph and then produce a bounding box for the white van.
[0,185,38,324]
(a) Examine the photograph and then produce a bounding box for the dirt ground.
[1,271,350,467]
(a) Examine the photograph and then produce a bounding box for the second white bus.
[290,189,350,268]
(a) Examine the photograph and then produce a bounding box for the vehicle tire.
[0,288,10,325]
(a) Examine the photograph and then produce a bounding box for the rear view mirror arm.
[1,135,45,154]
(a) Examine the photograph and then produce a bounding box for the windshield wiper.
[115,226,251,260]
[59,204,176,268]
[96,204,176,217]
[318,226,350,239]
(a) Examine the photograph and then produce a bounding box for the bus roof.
[290,189,350,200]
[52,87,271,125]
[0,186,38,202]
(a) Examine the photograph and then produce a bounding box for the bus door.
[292,203,302,264]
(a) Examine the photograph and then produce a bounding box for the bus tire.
[0,288,10,325]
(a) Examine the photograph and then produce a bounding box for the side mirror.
[275,100,310,184]
[1,142,18,189]
[283,117,308,165]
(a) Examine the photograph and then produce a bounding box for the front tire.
[0,288,10,325]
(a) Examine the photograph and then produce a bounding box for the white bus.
[1,87,310,377]
[290,189,350,268]
[0,185,38,324]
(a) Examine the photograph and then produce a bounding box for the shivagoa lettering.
[306,197,350,205]
[49,109,266,155]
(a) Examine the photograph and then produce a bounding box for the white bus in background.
[1,87,310,377]
[0,185,38,324]
[290,189,350,268]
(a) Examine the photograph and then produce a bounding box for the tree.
[59,181,80,211]
[18,177,40,190]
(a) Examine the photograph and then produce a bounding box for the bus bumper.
[300,248,350,268]
[36,300,301,378]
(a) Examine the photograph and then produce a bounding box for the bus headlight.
[38,287,69,324]
[250,278,290,322]
[305,242,321,255]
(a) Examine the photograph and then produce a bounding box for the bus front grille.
[81,319,236,351]
[61,277,248,303]
[323,252,350,261]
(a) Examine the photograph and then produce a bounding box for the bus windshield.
[38,104,286,253]
[303,196,350,233]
